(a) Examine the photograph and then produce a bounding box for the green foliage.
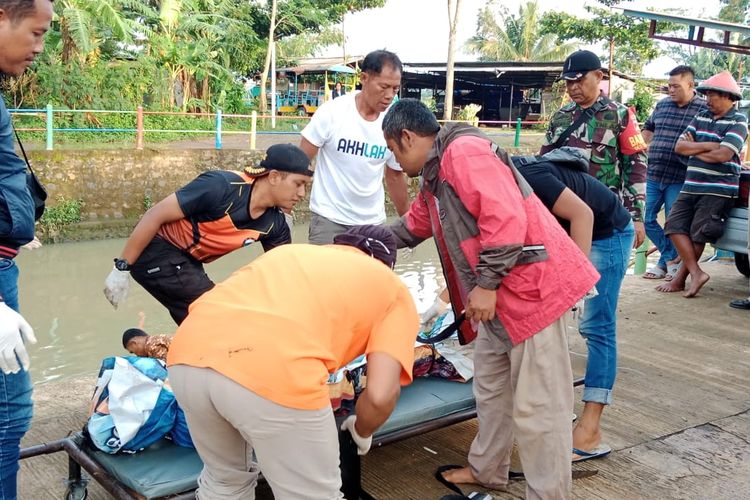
[3,0,383,120]
[467,0,577,62]
[38,197,84,242]
[627,80,657,123]
[143,194,154,212]
[668,1,750,81]
[540,1,660,75]
[456,104,483,124]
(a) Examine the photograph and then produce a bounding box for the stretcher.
[21,376,477,500]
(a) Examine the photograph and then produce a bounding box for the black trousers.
[130,237,215,325]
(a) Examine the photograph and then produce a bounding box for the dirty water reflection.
[17,223,445,385]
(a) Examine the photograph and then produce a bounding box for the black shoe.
[729,298,750,310]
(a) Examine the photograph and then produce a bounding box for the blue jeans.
[645,179,682,268]
[0,258,33,500]
[579,222,634,405]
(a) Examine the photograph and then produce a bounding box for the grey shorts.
[307,213,353,245]
[664,193,734,244]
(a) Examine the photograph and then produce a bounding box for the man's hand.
[465,286,497,323]
[633,221,646,249]
[0,302,37,374]
[340,415,372,455]
[21,237,42,250]
[104,267,131,309]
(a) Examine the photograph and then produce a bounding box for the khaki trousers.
[169,365,343,500]
[468,317,573,500]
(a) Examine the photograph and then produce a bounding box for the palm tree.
[57,0,152,64]
[466,0,576,62]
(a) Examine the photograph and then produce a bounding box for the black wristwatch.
[114,258,131,272]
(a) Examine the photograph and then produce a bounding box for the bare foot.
[572,423,602,460]
[683,271,710,298]
[442,466,478,486]
[656,280,685,293]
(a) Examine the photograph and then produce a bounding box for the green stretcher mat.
[88,377,476,499]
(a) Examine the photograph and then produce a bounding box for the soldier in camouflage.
[541,50,648,465]
[541,50,647,248]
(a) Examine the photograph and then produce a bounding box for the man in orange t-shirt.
[167,225,418,500]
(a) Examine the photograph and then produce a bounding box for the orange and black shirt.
[157,170,290,263]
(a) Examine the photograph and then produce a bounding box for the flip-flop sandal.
[435,465,468,495]
[665,262,682,282]
[572,444,612,463]
[643,266,667,279]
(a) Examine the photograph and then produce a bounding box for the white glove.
[399,247,415,262]
[421,295,449,326]
[340,415,372,456]
[0,302,37,374]
[572,287,598,321]
[21,236,42,250]
[104,267,131,309]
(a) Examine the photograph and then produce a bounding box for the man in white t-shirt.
[300,50,410,244]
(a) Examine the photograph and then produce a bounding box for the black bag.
[14,128,47,221]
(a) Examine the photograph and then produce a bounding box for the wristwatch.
[114,258,131,272]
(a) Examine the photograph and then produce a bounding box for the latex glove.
[104,267,131,309]
[399,247,415,262]
[572,287,598,321]
[21,236,42,250]
[0,302,37,374]
[340,415,372,456]
[421,295,449,326]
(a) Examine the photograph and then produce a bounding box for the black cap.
[333,225,398,269]
[245,143,313,177]
[561,50,602,81]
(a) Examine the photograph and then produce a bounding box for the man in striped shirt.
[641,66,707,280]
[658,71,748,297]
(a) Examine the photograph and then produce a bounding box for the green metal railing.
[10,104,547,151]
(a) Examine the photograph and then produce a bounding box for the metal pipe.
[61,438,138,500]
[19,438,67,459]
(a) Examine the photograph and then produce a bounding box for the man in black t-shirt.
[103,144,313,324]
[513,149,634,463]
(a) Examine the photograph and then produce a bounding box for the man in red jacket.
[383,99,599,499]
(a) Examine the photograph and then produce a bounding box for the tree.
[444,0,461,121]
[466,0,577,62]
[255,0,386,115]
[540,0,660,83]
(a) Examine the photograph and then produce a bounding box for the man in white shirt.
[300,50,410,244]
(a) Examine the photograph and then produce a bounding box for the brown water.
[16,223,445,385]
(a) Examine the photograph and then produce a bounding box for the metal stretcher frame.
[20,376,584,500]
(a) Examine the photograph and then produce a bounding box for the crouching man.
[166,225,419,499]
[382,99,599,499]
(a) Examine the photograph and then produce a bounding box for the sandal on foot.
[643,266,667,279]
[665,262,682,282]
[572,444,612,463]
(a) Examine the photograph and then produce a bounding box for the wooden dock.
[18,259,750,499]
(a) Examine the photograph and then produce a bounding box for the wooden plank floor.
[18,259,750,499]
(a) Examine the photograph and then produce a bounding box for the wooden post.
[135,106,144,150]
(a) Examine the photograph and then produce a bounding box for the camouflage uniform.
[541,95,648,221]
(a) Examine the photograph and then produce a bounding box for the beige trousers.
[468,317,574,500]
[169,365,344,500]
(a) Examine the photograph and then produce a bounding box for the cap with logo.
[245,143,314,177]
[561,50,602,81]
